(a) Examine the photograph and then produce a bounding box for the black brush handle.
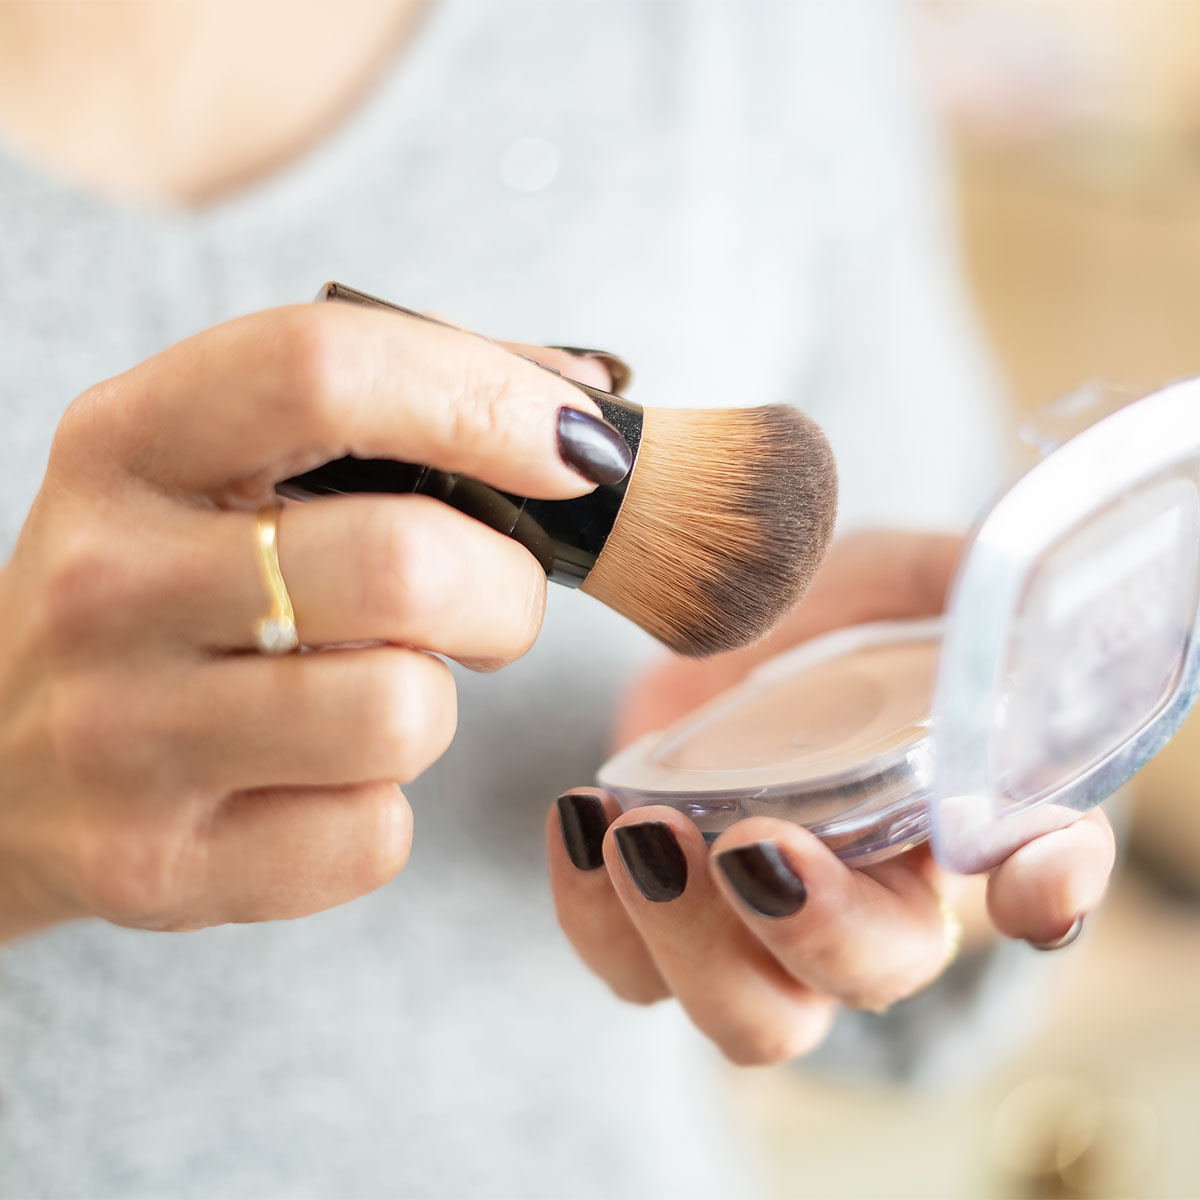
[278,284,643,587]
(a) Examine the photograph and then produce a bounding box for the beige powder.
[656,640,938,779]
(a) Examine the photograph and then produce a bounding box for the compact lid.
[931,377,1200,872]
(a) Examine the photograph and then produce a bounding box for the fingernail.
[613,822,687,903]
[556,792,610,871]
[557,407,633,485]
[715,841,808,919]
[549,346,634,394]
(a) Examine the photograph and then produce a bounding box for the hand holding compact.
[548,532,1117,1064]
[0,303,628,940]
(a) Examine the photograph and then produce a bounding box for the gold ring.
[253,505,298,655]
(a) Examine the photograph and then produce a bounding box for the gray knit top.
[0,3,1005,1196]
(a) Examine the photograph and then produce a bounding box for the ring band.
[1028,914,1085,952]
[253,505,299,655]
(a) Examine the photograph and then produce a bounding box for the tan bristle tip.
[581,406,837,657]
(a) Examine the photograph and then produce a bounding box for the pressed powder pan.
[599,620,942,865]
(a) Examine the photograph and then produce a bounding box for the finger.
[92,303,627,498]
[94,648,458,794]
[205,647,457,790]
[192,781,414,926]
[176,496,546,667]
[709,818,951,1012]
[605,808,836,1065]
[986,809,1116,943]
[501,343,614,392]
[546,790,668,1005]
[359,321,623,392]
[781,530,964,637]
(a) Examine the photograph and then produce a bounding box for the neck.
[0,0,431,207]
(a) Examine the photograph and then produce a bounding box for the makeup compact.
[598,378,1200,872]
[598,619,941,865]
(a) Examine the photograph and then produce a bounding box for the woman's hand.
[0,302,625,941]
[547,532,1117,1065]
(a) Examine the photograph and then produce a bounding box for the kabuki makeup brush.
[280,283,838,657]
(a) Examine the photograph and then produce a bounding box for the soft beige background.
[740,6,1200,1197]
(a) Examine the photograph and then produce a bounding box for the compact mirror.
[931,378,1200,872]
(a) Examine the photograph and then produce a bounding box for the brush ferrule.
[523,386,643,585]
[277,284,644,589]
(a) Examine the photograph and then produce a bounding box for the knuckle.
[363,668,418,770]
[780,1014,836,1060]
[362,503,433,631]
[511,566,547,661]
[367,657,457,782]
[447,359,539,462]
[448,367,507,449]
[786,1018,835,1060]
[357,500,546,668]
[471,557,546,671]
[607,974,669,1008]
[839,981,901,1013]
[715,1016,827,1068]
[37,536,134,652]
[49,675,177,793]
[48,682,104,782]
[49,383,119,471]
[275,307,353,440]
[789,936,843,985]
[716,1023,799,1068]
[797,957,904,1015]
[71,819,196,928]
[348,786,412,894]
[417,672,458,775]
[49,679,135,787]
[836,954,938,1013]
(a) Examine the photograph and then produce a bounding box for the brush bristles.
[581,406,837,657]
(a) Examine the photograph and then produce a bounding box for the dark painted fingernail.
[549,347,634,394]
[556,792,611,871]
[715,841,808,919]
[556,407,633,485]
[614,822,687,903]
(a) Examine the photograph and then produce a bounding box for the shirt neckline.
[0,0,465,232]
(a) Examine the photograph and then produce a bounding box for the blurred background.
[737,4,1200,1197]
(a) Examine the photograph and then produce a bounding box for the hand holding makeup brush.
[0,302,632,942]
[549,532,1118,1065]
[286,284,838,658]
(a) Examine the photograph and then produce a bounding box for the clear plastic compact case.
[598,379,1200,871]
[599,619,941,865]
